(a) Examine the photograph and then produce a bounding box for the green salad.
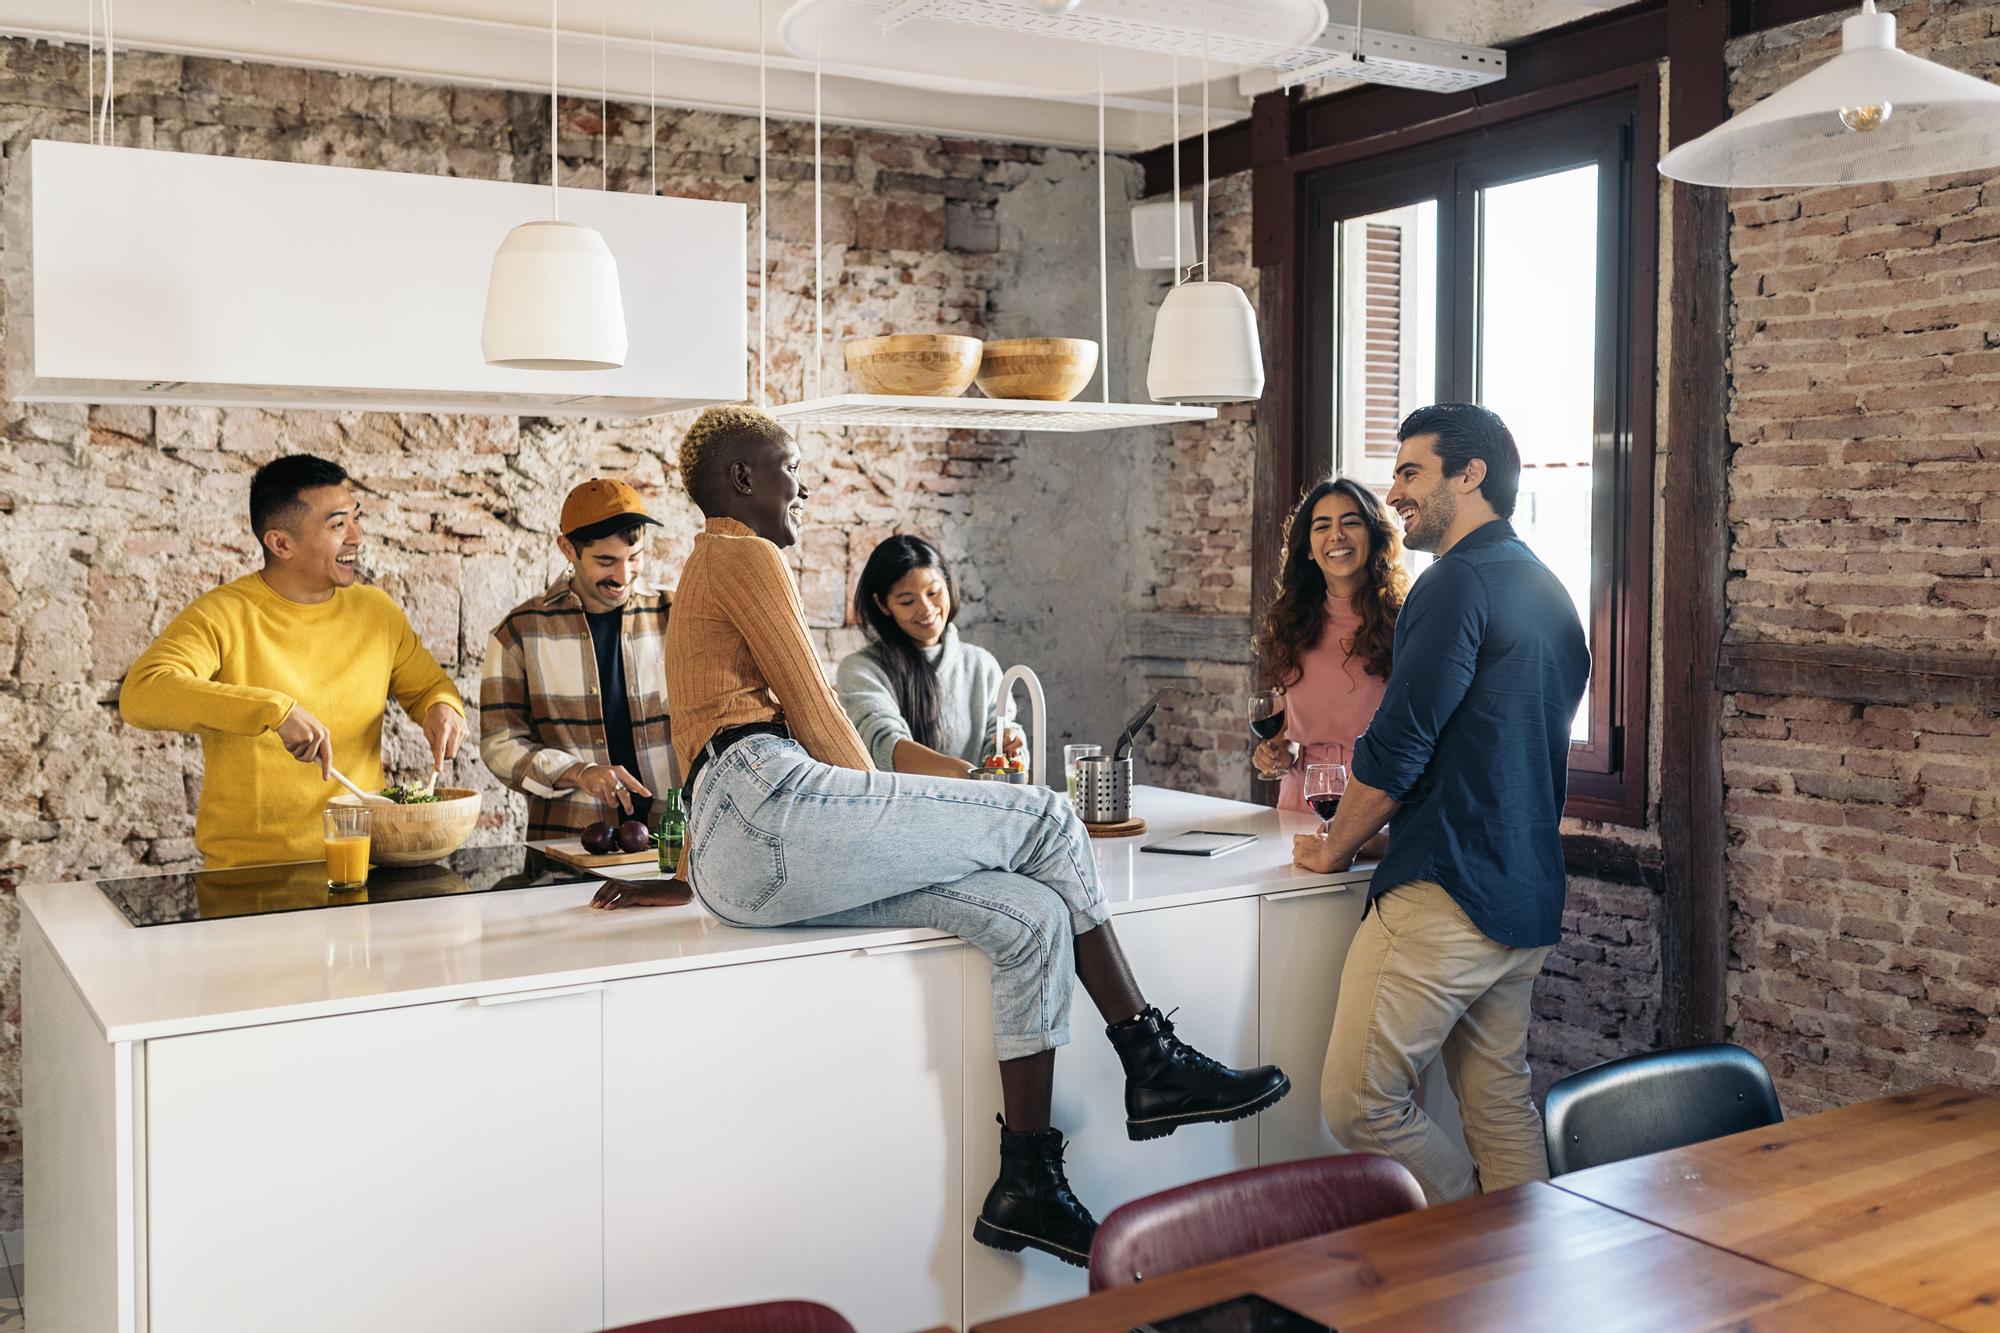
[379,785,440,805]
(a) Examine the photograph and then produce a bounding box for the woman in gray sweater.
[837,535,1020,778]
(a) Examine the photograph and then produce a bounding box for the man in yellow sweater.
[120,454,468,869]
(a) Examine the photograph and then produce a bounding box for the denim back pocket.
[696,793,788,918]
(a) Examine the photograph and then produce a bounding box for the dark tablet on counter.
[1131,1293,1333,1333]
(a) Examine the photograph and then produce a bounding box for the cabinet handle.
[858,937,960,958]
[1260,883,1353,904]
[474,982,606,1007]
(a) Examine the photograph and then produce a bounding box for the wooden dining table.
[1551,1083,2000,1331]
[970,1084,2000,1333]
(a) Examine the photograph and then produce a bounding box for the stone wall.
[1724,0,2000,1110]
[0,37,1149,1229]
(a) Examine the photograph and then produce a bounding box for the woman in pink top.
[1252,478,1410,838]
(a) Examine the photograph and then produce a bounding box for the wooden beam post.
[1249,90,1302,650]
[1659,0,1733,1047]
[1246,91,1301,807]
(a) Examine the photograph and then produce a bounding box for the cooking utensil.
[413,765,441,800]
[1113,690,1165,760]
[328,764,393,805]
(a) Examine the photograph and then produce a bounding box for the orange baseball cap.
[560,478,661,535]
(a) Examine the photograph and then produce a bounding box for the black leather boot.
[1109,1006,1291,1141]
[972,1116,1098,1268]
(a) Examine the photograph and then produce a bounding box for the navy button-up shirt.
[1351,520,1589,948]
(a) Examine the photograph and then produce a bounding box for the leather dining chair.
[1087,1153,1427,1291]
[603,1300,855,1333]
[1543,1043,1784,1176]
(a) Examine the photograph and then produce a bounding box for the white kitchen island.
[24,786,1461,1333]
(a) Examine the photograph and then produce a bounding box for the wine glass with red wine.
[1303,758,1348,839]
[1249,688,1296,782]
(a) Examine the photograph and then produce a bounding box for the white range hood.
[8,141,747,418]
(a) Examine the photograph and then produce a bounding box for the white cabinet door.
[146,986,604,1333]
[963,897,1262,1326]
[603,940,965,1332]
[1257,884,1466,1167]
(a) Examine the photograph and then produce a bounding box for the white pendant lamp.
[482,0,627,370]
[1659,1,2000,188]
[1148,17,1265,406]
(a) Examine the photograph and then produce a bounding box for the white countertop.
[21,786,1371,1043]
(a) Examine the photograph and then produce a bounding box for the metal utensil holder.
[1075,754,1133,825]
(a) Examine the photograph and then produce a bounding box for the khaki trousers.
[1320,880,1553,1204]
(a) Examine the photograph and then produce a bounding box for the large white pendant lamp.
[1659,0,2000,188]
[482,0,627,370]
[1148,14,1265,406]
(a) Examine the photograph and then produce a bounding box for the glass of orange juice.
[323,805,372,890]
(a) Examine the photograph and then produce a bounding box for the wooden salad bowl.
[844,333,982,397]
[976,337,1099,402]
[330,787,482,866]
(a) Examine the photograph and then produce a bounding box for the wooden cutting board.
[542,841,659,871]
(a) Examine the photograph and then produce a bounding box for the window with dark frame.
[1302,94,1656,826]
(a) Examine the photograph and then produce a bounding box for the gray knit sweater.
[836,625,1018,770]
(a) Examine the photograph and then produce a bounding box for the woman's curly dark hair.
[1253,477,1409,690]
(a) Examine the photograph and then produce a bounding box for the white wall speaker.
[1130,199,1199,271]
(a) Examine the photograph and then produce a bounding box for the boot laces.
[1042,1136,1090,1218]
[1155,1007,1227,1074]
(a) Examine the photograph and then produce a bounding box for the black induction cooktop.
[96,843,576,927]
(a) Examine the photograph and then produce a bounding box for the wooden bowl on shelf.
[844,334,982,397]
[976,337,1099,402]
[330,788,482,866]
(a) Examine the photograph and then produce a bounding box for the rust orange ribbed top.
[665,516,872,781]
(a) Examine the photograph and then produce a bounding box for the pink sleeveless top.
[1276,598,1389,815]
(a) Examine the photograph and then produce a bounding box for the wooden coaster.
[1085,817,1147,839]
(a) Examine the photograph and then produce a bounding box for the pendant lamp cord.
[600,9,608,191]
[649,0,657,194]
[97,0,114,145]
[757,0,769,407]
[1170,54,1180,286]
[1199,0,1210,283]
[549,0,559,221]
[86,0,95,144]
[1097,45,1109,404]
[813,52,823,402]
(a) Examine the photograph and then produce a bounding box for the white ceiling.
[0,0,1632,152]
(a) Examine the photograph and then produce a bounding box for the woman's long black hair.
[854,535,958,750]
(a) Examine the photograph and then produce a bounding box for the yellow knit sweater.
[120,574,465,869]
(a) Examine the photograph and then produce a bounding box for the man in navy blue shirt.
[1293,403,1588,1203]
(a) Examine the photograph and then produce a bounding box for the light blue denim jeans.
[688,735,1112,1059]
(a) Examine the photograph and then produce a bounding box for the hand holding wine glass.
[1303,752,1348,841]
[1249,688,1298,782]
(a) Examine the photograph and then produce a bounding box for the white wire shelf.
[769,393,1217,433]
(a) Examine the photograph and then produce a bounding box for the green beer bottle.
[655,787,687,874]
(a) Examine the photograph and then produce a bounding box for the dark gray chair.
[1543,1043,1783,1176]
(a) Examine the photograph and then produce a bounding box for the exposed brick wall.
[1724,1,2000,1110]
[0,38,1134,1229]
[1531,873,1663,1096]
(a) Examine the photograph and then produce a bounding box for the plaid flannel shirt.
[480,576,678,840]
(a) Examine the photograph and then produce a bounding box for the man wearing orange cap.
[480,479,679,840]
